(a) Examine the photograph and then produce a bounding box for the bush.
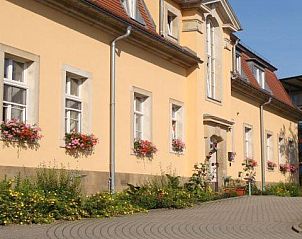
[265,183,301,197]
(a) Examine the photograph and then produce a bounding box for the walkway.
[1,196,302,239]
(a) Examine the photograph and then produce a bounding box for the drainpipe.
[260,97,272,192]
[109,26,132,194]
[232,38,240,73]
[159,0,164,36]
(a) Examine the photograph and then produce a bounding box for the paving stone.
[1,196,302,239]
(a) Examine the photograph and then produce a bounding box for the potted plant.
[0,119,42,146]
[267,161,277,171]
[133,139,157,159]
[241,158,258,196]
[279,163,289,174]
[172,138,185,153]
[65,132,98,154]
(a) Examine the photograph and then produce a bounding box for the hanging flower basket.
[267,161,277,171]
[133,139,157,159]
[172,139,185,153]
[65,132,98,154]
[0,120,42,145]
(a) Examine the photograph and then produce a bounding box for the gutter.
[260,97,272,192]
[109,26,132,194]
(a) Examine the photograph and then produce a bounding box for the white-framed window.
[3,58,27,122]
[236,53,241,74]
[288,139,296,164]
[244,126,253,159]
[278,137,286,164]
[132,89,151,141]
[171,103,183,140]
[206,18,215,99]
[65,74,83,133]
[254,66,265,89]
[167,11,177,37]
[266,133,273,165]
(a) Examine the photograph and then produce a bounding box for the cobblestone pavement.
[1,196,302,239]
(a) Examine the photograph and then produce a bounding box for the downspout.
[260,97,272,192]
[159,0,164,36]
[109,26,132,194]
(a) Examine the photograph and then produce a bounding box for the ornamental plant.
[0,119,42,145]
[65,132,98,152]
[172,139,185,153]
[242,158,257,183]
[280,163,297,174]
[133,139,157,159]
[267,161,277,171]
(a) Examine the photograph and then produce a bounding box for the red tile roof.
[240,52,293,107]
[87,0,156,33]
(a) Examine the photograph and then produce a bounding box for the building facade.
[0,0,300,193]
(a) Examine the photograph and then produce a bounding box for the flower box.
[0,120,42,145]
[133,139,157,159]
[172,139,185,153]
[65,132,98,153]
[279,163,297,174]
[267,161,276,171]
[235,187,246,196]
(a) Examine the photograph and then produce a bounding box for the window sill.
[165,34,179,43]
[206,97,222,106]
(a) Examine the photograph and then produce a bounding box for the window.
[122,0,144,24]
[170,103,183,141]
[65,74,83,133]
[132,90,151,141]
[3,58,27,122]
[244,126,253,159]
[266,133,273,165]
[254,66,265,89]
[167,11,177,38]
[278,137,286,164]
[236,53,241,74]
[206,19,215,99]
[288,139,296,164]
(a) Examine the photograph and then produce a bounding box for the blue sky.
[228,0,302,78]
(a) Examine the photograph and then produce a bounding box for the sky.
[228,0,302,78]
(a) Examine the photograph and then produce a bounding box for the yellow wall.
[0,0,298,187]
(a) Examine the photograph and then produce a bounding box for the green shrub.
[83,192,146,218]
[265,183,301,197]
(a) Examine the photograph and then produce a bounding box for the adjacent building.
[0,0,300,193]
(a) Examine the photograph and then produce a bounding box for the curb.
[292,224,302,234]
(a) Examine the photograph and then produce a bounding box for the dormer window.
[122,0,145,24]
[167,11,177,37]
[254,66,265,89]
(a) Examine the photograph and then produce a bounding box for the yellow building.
[0,0,300,193]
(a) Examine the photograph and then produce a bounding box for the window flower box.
[267,161,277,171]
[0,120,42,146]
[133,139,157,159]
[65,132,98,154]
[172,139,185,153]
[279,163,297,174]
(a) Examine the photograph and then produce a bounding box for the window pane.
[4,58,10,79]
[2,104,8,122]
[12,61,24,82]
[4,85,26,105]
[11,106,24,121]
[70,110,80,120]
[70,78,80,96]
[135,97,143,112]
[65,110,81,133]
[70,119,79,133]
[66,99,81,110]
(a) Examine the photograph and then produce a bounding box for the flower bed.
[133,139,157,159]
[65,132,98,152]
[0,120,42,145]
[172,139,185,153]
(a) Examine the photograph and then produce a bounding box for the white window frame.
[266,132,273,168]
[236,53,241,74]
[65,75,82,134]
[206,18,215,99]
[3,58,28,122]
[170,100,184,153]
[167,11,176,37]
[133,94,144,140]
[255,66,265,89]
[278,136,286,165]
[244,125,253,159]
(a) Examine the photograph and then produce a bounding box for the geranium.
[133,139,157,159]
[267,161,277,170]
[172,139,185,153]
[0,119,42,144]
[280,163,297,174]
[65,132,98,152]
[242,158,258,183]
